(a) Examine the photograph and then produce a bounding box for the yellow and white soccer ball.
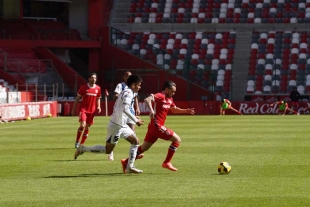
[47,113,52,117]
[26,117,31,121]
[218,162,231,174]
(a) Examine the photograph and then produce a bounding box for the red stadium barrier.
[62,100,310,116]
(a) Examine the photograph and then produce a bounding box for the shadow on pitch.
[44,173,124,178]
[26,148,70,150]
[50,159,103,162]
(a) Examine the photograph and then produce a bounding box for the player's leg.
[162,132,180,171]
[229,106,241,114]
[75,112,86,148]
[123,126,143,174]
[287,107,298,115]
[151,125,179,171]
[80,124,91,145]
[74,143,109,160]
[74,121,118,160]
[278,109,284,115]
[120,130,156,173]
[220,106,223,115]
[107,129,121,161]
[80,113,95,145]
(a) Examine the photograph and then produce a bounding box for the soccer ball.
[217,162,231,174]
[47,113,52,117]
[26,117,31,121]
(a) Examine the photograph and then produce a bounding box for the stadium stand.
[111,0,310,100]
[127,0,310,24]
[112,30,236,97]
[247,31,310,95]
[0,19,80,40]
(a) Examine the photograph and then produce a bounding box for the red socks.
[164,142,180,163]
[80,129,89,144]
[75,126,84,143]
[136,146,143,157]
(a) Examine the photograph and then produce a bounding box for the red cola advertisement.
[64,100,310,116]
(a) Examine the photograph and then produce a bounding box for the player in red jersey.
[121,80,195,172]
[71,72,101,148]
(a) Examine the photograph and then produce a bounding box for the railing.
[23,17,57,21]
[111,11,310,25]
[0,83,73,104]
[0,54,78,102]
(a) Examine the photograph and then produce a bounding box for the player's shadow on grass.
[27,148,70,150]
[44,173,124,178]
[211,173,229,176]
[50,159,103,162]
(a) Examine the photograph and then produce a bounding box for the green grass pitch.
[1,115,310,207]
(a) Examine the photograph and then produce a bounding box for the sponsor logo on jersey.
[86,93,97,96]
[162,104,171,109]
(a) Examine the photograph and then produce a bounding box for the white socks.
[127,144,138,169]
[83,145,106,153]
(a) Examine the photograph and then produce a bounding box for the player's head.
[162,80,176,98]
[281,100,286,104]
[221,99,225,103]
[88,72,97,84]
[123,71,132,83]
[127,75,142,93]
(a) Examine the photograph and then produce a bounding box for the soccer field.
[1,115,310,207]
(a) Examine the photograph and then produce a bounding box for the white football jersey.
[114,82,137,115]
[114,82,127,94]
[110,88,135,126]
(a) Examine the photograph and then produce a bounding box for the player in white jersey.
[108,71,140,161]
[74,75,144,174]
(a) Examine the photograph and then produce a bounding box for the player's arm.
[113,84,121,100]
[170,107,195,114]
[113,93,119,100]
[269,101,277,106]
[144,94,155,118]
[123,92,143,126]
[283,104,288,115]
[71,94,82,116]
[226,99,232,106]
[134,96,140,115]
[96,97,101,114]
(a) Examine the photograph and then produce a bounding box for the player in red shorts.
[121,80,195,172]
[71,72,101,148]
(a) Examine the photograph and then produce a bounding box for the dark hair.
[221,99,225,103]
[162,80,176,91]
[88,72,97,78]
[127,75,142,86]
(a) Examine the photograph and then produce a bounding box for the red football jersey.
[77,84,101,113]
[151,92,176,126]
